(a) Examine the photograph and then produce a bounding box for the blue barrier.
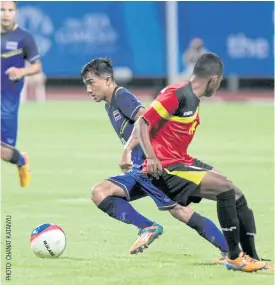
[178,2,274,77]
[17,2,273,77]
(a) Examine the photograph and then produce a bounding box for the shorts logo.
[164,197,172,203]
[6,41,18,50]
[6,138,15,145]
[113,110,121,121]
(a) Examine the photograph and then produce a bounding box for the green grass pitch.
[1,101,274,285]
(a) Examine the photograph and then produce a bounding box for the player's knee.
[91,180,123,206]
[234,187,243,200]
[91,182,109,206]
[219,176,234,192]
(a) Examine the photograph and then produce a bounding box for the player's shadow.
[191,262,273,274]
[59,256,91,262]
[192,262,217,266]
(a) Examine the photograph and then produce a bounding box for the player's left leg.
[1,142,31,187]
[130,170,228,256]
[92,179,155,229]
[91,175,163,254]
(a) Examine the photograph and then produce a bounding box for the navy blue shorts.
[107,170,177,210]
[1,115,18,147]
[1,92,20,147]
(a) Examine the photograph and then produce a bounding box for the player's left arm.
[5,32,41,80]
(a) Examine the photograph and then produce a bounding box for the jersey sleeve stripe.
[130,105,143,120]
[29,55,41,63]
[115,87,123,95]
[151,100,171,120]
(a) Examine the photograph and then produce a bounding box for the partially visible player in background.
[21,66,47,103]
[1,1,42,147]
[81,58,229,259]
[1,142,31,187]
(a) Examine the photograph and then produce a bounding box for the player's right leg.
[154,164,266,272]
[91,174,163,254]
[1,142,31,187]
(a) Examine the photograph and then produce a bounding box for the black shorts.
[152,159,213,206]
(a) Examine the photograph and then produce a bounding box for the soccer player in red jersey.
[121,53,273,272]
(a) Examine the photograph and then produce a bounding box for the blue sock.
[187,212,228,253]
[98,196,154,229]
[17,153,26,167]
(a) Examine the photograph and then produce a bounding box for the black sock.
[236,195,259,259]
[1,143,20,164]
[217,189,240,259]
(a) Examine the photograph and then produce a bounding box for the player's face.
[83,73,112,102]
[1,1,17,30]
[204,76,222,97]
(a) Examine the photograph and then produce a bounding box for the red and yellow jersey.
[142,82,200,169]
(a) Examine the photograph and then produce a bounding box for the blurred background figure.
[1,0,41,147]
[180,38,208,81]
[21,69,47,103]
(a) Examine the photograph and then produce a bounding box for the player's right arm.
[119,108,145,172]
[135,88,180,177]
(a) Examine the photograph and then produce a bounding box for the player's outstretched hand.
[5,67,25,81]
[119,148,133,173]
[146,156,163,179]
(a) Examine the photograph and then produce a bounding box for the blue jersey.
[1,24,40,111]
[105,87,145,170]
[1,24,40,146]
[105,87,177,210]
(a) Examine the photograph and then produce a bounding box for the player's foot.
[18,152,31,187]
[226,252,266,272]
[212,252,227,265]
[129,222,163,255]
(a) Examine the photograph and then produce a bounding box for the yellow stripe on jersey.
[164,168,207,185]
[151,100,199,124]
[151,100,170,119]
[1,48,23,58]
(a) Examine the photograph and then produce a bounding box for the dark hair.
[81,58,114,80]
[193,52,223,77]
[13,1,17,6]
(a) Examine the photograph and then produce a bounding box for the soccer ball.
[30,223,66,258]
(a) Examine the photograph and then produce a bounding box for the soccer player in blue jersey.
[1,1,41,186]
[1,1,41,145]
[81,58,229,261]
